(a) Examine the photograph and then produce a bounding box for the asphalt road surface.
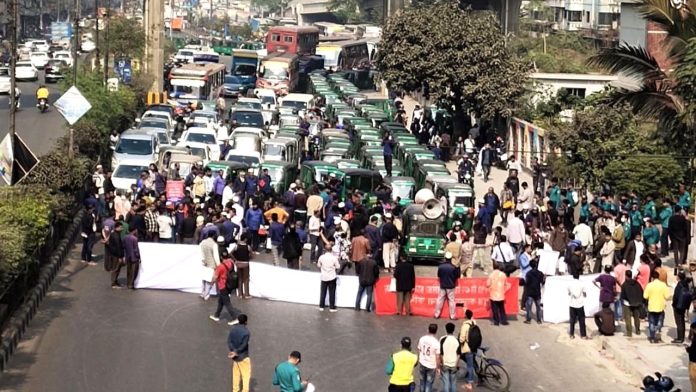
[0,244,637,392]
[0,74,66,157]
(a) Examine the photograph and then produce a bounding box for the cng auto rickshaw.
[435,182,476,232]
[261,160,298,194]
[300,160,345,189]
[401,192,447,264]
[384,176,416,206]
[342,168,383,205]
[206,160,251,182]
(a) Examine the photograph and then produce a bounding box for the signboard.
[114,57,133,84]
[165,180,185,202]
[0,134,13,185]
[374,277,519,318]
[11,134,39,184]
[53,86,92,125]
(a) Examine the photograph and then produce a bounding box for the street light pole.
[8,0,18,138]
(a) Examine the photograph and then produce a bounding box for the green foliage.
[99,16,146,59]
[59,70,139,138]
[547,102,663,188]
[328,0,363,23]
[23,148,92,194]
[377,2,529,124]
[517,87,584,124]
[0,187,61,284]
[603,156,685,198]
[510,31,600,73]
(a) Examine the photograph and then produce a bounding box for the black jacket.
[282,232,302,259]
[620,279,643,307]
[382,222,399,242]
[669,214,690,241]
[394,262,416,292]
[106,233,124,258]
[358,258,380,286]
[81,213,98,234]
[673,280,693,311]
[525,269,545,298]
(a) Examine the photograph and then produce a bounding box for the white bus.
[315,39,370,71]
[169,62,226,102]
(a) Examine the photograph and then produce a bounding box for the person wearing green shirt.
[548,179,561,209]
[659,200,673,257]
[678,184,692,213]
[385,337,418,392]
[629,204,643,238]
[643,196,657,220]
[579,197,590,220]
[273,351,306,392]
[643,218,660,246]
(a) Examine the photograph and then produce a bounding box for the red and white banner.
[374,277,519,318]
[165,180,185,203]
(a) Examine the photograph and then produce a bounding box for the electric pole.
[8,0,18,138]
[103,0,110,87]
[95,0,100,70]
[144,0,164,92]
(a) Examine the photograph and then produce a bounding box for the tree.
[327,0,363,23]
[547,101,665,189]
[377,1,529,137]
[98,16,146,60]
[603,156,685,198]
[586,0,696,155]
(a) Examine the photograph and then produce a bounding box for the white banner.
[136,243,204,294]
[542,274,601,323]
[136,243,367,309]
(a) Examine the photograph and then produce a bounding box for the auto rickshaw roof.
[262,160,295,169]
[384,176,415,185]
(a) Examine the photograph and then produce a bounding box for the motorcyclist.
[36,85,49,102]
[457,153,475,184]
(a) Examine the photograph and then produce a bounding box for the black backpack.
[223,262,239,292]
[466,322,482,353]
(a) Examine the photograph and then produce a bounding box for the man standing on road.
[355,256,379,312]
[350,228,372,275]
[644,270,671,343]
[434,253,459,320]
[669,205,690,273]
[123,225,141,290]
[273,351,307,392]
[269,213,285,267]
[385,337,418,392]
[318,242,340,312]
[458,309,477,391]
[200,231,220,300]
[568,272,590,339]
[228,314,251,392]
[81,205,99,265]
[106,222,125,288]
[382,213,399,272]
[417,324,441,392]
[210,252,240,324]
[487,264,508,326]
[480,143,494,182]
[524,260,545,324]
[439,322,459,392]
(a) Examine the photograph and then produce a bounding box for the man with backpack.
[458,309,481,391]
[439,322,460,392]
[209,250,241,325]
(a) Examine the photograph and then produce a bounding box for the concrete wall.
[619,2,646,47]
[529,72,617,102]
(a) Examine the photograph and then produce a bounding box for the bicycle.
[468,346,511,392]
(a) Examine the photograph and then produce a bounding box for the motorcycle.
[459,170,474,187]
[37,98,49,113]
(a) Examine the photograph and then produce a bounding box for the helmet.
[642,375,655,388]
[656,376,675,391]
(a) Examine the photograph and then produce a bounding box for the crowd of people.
[79,89,696,391]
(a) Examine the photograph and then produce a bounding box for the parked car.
[14,61,38,81]
[0,74,10,94]
[44,59,67,83]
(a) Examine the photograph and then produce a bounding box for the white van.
[112,130,160,168]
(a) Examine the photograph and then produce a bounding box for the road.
[0,73,66,157]
[0,243,637,392]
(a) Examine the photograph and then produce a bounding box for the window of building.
[598,12,614,25]
[566,88,586,98]
[586,11,590,22]
[271,33,280,42]
[284,35,293,43]
[568,11,582,22]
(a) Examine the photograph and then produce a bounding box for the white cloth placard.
[135,243,367,308]
[542,274,601,323]
[537,249,559,276]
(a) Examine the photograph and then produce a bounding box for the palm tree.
[586,0,696,153]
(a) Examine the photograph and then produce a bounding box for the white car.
[235,97,263,111]
[178,127,221,160]
[231,126,266,138]
[81,40,96,52]
[111,160,151,192]
[174,49,195,63]
[0,76,11,94]
[224,149,262,175]
[29,39,50,52]
[141,110,175,130]
[29,52,49,69]
[53,51,73,67]
[14,61,38,81]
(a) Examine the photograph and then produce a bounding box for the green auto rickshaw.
[261,160,298,194]
[435,182,476,232]
[401,203,447,264]
[300,161,345,189]
[384,176,416,206]
[342,168,383,204]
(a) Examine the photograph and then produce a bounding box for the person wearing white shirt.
[505,211,526,251]
[567,272,590,339]
[572,217,594,248]
[222,183,234,208]
[491,236,517,275]
[506,156,522,173]
[317,242,341,312]
[417,324,441,392]
[308,211,323,263]
[463,135,476,155]
[157,211,175,242]
[203,169,215,198]
[516,182,534,211]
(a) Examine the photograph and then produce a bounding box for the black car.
[229,109,265,128]
[44,59,67,83]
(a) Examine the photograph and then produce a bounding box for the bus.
[265,26,319,56]
[256,53,299,95]
[315,39,370,71]
[192,52,220,64]
[169,62,227,102]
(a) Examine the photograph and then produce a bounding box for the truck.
[171,17,184,31]
[231,48,261,88]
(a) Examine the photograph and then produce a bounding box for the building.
[545,0,620,31]
[619,0,670,70]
